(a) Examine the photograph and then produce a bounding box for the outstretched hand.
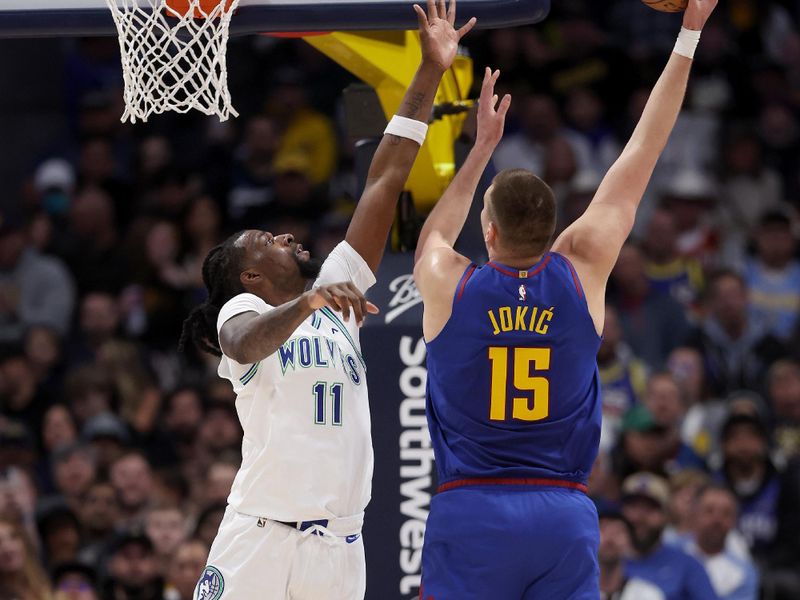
[683,0,718,31]
[414,0,476,72]
[476,67,511,149]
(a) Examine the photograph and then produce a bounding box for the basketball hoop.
[105,0,240,123]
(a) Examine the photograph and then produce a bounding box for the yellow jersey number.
[488,347,551,421]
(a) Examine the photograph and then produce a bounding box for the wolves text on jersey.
[278,336,362,385]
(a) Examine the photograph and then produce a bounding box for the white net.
[105,0,241,123]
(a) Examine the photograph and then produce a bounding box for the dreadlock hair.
[179,232,247,356]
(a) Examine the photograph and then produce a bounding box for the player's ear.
[240,269,261,286]
[485,222,497,246]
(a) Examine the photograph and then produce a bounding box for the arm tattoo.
[230,296,313,363]
[398,91,426,119]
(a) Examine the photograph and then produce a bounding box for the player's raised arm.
[552,0,718,328]
[345,0,476,274]
[413,67,509,341]
[413,67,511,265]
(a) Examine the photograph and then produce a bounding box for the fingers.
[437,0,446,20]
[318,288,342,312]
[457,16,476,39]
[480,68,501,107]
[426,0,436,21]
[413,4,428,30]
[497,94,512,119]
[323,283,374,326]
[447,0,456,24]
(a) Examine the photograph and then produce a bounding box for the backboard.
[0,0,550,38]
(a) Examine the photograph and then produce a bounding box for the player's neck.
[253,280,306,307]
[488,251,544,270]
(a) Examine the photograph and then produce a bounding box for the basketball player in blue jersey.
[413,1,719,598]
[179,2,476,598]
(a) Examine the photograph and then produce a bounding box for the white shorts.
[195,507,366,600]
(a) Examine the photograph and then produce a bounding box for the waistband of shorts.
[266,511,364,537]
[437,477,588,494]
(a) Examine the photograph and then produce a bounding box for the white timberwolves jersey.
[216,241,376,521]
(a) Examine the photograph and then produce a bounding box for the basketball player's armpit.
[219,297,314,364]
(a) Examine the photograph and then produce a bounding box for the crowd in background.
[1,0,800,598]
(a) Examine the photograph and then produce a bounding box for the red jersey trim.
[487,254,552,279]
[438,477,588,494]
[557,254,584,299]
[456,263,477,302]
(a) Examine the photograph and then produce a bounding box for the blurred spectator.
[269,152,329,223]
[164,539,208,600]
[193,504,226,550]
[77,479,121,568]
[96,341,161,436]
[612,405,669,481]
[743,209,800,341]
[203,458,238,508]
[33,158,77,222]
[664,469,711,547]
[147,386,204,469]
[110,452,154,525]
[718,131,783,264]
[37,503,82,567]
[227,115,279,226]
[41,405,78,458]
[564,87,621,174]
[81,413,130,472]
[642,373,706,474]
[642,208,704,311]
[181,195,223,300]
[688,270,787,397]
[598,306,649,452]
[682,484,759,600]
[70,292,122,367]
[101,530,163,600]
[0,211,76,343]
[668,346,726,458]
[598,510,663,600]
[143,504,187,564]
[609,243,690,368]
[0,353,48,434]
[51,443,97,512]
[57,187,128,295]
[493,94,566,175]
[52,561,99,600]
[0,516,54,599]
[660,171,719,266]
[715,404,800,581]
[621,472,717,600]
[0,466,38,540]
[767,360,800,461]
[267,67,338,185]
[64,367,115,427]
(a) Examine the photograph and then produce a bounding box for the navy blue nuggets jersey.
[426,252,603,488]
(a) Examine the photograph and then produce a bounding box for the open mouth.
[295,243,310,259]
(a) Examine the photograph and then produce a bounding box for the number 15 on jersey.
[488,347,551,422]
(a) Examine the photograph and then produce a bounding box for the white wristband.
[384,115,428,145]
[674,26,701,59]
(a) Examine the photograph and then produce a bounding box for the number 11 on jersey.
[488,347,551,422]
[313,382,343,426]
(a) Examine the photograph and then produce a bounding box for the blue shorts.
[420,485,600,600]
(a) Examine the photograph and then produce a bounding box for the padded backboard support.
[0,0,550,38]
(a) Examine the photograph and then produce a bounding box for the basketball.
[640,0,688,12]
[165,0,235,19]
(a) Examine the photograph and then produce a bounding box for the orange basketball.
[165,0,235,19]
[641,0,689,12]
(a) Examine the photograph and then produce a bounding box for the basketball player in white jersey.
[178,2,475,598]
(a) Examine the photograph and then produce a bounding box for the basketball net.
[105,0,240,123]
